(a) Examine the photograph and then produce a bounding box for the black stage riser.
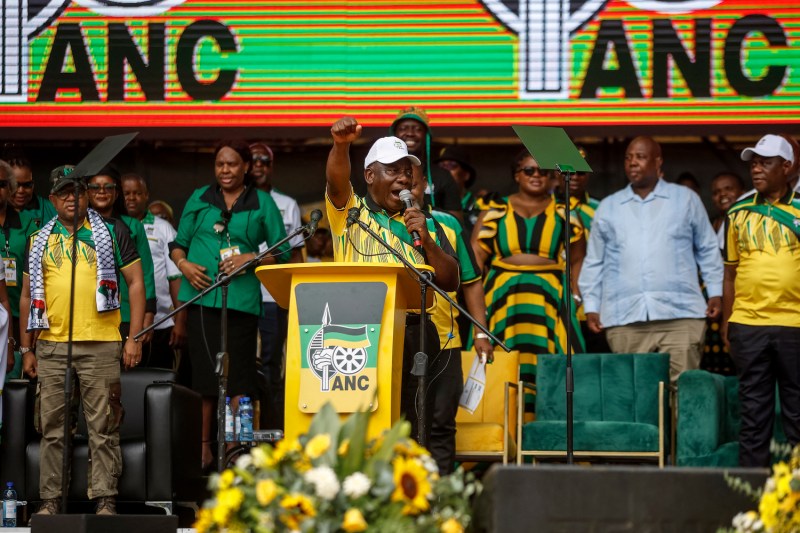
[476,465,768,533]
[31,514,178,533]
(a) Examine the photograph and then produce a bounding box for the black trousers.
[427,347,464,475]
[259,302,288,431]
[729,323,800,467]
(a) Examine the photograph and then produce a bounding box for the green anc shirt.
[19,195,57,234]
[1,208,39,317]
[114,214,157,324]
[429,208,480,348]
[172,185,291,316]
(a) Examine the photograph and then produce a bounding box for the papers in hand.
[459,354,487,414]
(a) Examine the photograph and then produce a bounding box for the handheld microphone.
[398,189,422,248]
[306,209,322,237]
[346,207,360,228]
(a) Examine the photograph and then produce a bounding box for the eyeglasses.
[54,187,86,200]
[0,181,8,189]
[369,163,413,179]
[16,181,34,190]
[87,183,117,192]
[252,154,271,165]
[213,210,233,234]
[517,166,546,177]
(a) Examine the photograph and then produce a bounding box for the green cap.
[391,105,431,134]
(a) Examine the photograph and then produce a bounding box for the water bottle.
[2,481,17,527]
[239,397,254,443]
[224,397,234,442]
[234,403,241,443]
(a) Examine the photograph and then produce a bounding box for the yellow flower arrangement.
[723,443,800,533]
[194,403,481,533]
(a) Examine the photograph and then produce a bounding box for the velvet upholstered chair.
[676,369,786,467]
[517,352,670,467]
[0,367,204,514]
[455,350,519,464]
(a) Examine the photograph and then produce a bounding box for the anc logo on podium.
[307,304,373,392]
[296,282,385,412]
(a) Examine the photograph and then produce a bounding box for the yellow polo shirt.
[724,192,800,327]
[24,218,140,342]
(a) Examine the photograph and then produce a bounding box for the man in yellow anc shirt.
[325,116,459,448]
[20,167,145,516]
[722,134,800,467]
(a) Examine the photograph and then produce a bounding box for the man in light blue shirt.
[578,136,723,382]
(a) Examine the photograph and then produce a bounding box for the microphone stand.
[135,216,319,472]
[557,164,576,465]
[59,183,83,513]
[346,209,509,446]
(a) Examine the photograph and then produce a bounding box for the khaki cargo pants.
[36,340,124,500]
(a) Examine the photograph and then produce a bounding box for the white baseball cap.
[364,136,422,169]
[741,134,795,164]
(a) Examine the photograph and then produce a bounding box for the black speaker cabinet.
[475,465,768,533]
[31,514,178,533]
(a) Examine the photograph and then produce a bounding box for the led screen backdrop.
[1,0,798,127]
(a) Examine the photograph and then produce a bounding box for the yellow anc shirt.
[723,192,800,327]
[326,187,428,266]
[25,219,139,342]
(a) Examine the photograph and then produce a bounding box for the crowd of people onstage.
[1,107,799,516]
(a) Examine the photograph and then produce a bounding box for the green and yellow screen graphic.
[2,0,798,126]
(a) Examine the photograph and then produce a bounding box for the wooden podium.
[256,263,433,441]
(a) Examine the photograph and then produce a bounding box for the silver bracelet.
[474,332,490,340]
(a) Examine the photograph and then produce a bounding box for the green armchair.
[676,369,786,467]
[518,353,670,467]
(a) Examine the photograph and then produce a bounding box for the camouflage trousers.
[36,340,123,500]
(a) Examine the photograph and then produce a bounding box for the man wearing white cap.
[325,116,459,446]
[722,133,800,467]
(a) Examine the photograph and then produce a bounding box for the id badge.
[3,257,17,287]
[220,246,241,260]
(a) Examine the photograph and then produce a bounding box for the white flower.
[250,446,268,468]
[342,472,371,499]
[304,466,340,500]
[421,454,439,475]
[235,454,253,470]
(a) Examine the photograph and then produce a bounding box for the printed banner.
[295,282,386,413]
[1,0,798,126]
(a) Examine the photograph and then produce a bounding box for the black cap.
[435,145,476,187]
[50,165,83,194]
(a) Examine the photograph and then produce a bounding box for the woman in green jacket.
[170,140,291,469]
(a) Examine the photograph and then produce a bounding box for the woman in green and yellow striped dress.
[471,150,586,419]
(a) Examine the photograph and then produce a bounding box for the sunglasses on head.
[252,154,271,165]
[517,166,546,177]
[87,183,117,192]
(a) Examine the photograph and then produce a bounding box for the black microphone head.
[398,189,414,208]
[346,207,361,227]
[306,209,323,237]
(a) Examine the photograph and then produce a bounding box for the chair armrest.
[145,382,203,501]
[504,382,519,464]
[0,380,35,495]
[676,371,725,464]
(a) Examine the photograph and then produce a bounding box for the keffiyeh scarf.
[28,208,119,331]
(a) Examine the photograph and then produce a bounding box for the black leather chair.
[0,367,204,514]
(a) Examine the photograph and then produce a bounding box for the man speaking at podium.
[325,116,459,446]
